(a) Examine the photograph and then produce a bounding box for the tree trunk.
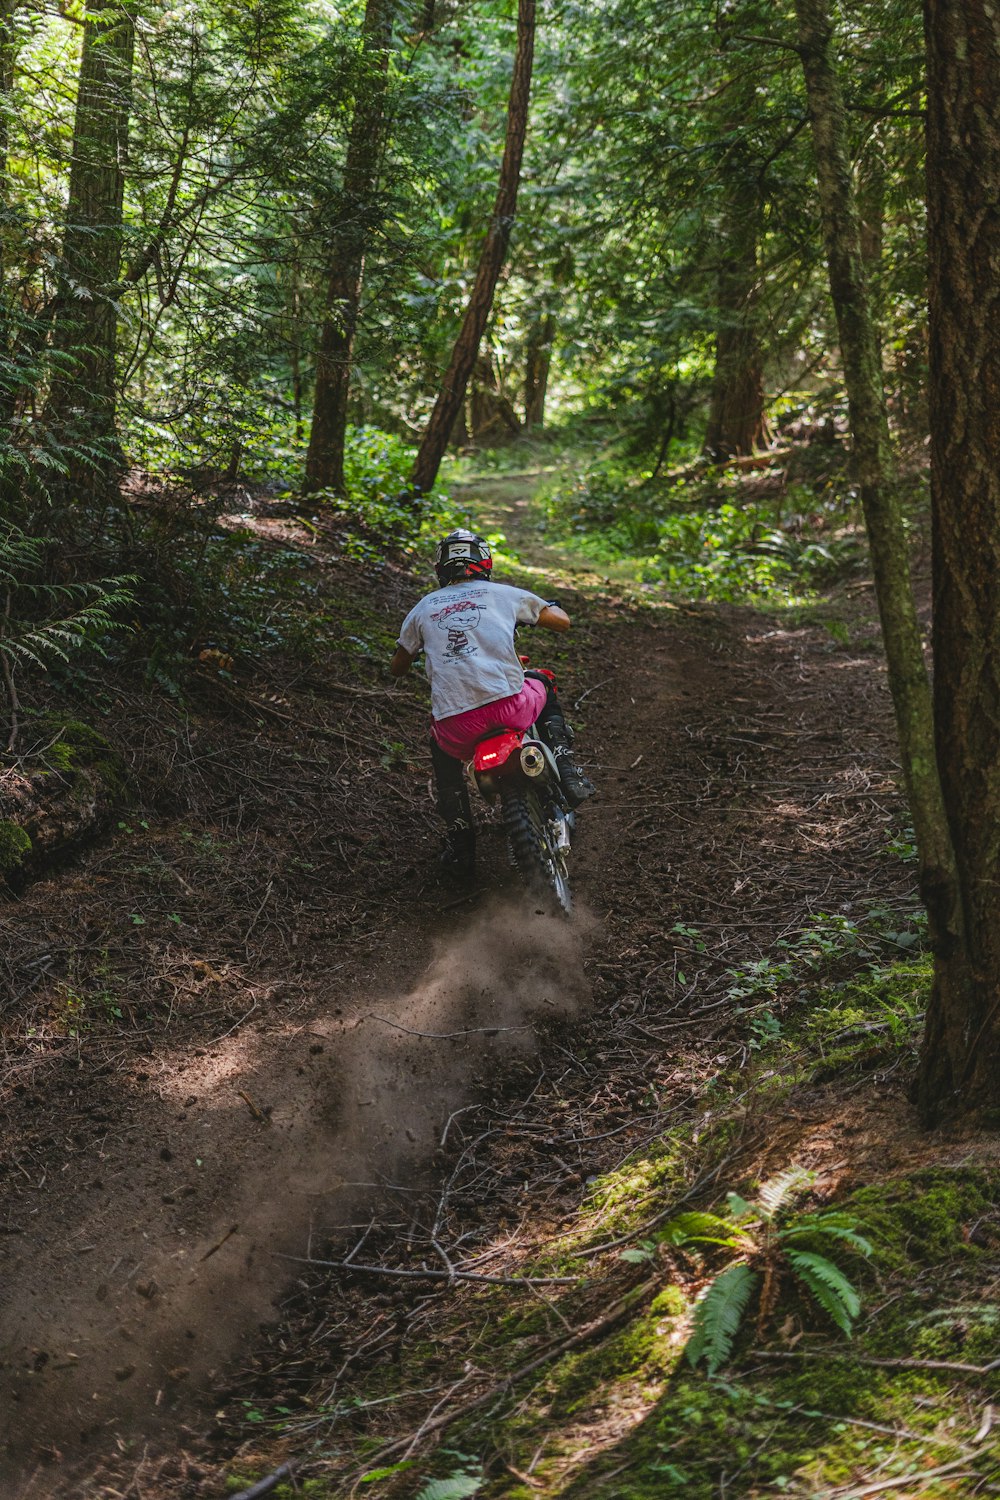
[409,0,536,500]
[918,0,1000,1122]
[469,352,520,446]
[524,312,554,431]
[303,0,394,495]
[794,0,962,1035]
[44,0,136,496]
[0,1,36,435]
[703,177,768,460]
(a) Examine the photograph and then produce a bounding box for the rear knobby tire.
[501,787,572,914]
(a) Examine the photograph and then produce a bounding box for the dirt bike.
[469,664,578,914]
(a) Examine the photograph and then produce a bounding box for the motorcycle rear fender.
[473,730,524,774]
[473,729,525,798]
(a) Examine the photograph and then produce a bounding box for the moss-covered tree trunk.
[409,0,535,500]
[794,0,963,1023]
[303,0,394,496]
[918,0,1000,1121]
[44,0,135,496]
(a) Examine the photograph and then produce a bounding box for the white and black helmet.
[433,529,493,586]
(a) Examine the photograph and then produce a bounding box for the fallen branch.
[228,1461,296,1500]
[754,1348,1000,1376]
[827,1458,975,1500]
[356,1012,531,1041]
[277,1254,583,1288]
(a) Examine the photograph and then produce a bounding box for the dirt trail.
[0,478,910,1495]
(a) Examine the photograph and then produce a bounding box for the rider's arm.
[389,645,417,677]
[538,604,571,632]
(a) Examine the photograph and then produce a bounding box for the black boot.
[440,819,476,878]
[539,708,595,809]
[431,738,476,877]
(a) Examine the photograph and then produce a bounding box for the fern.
[757,1167,813,1216]
[414,1473,483,1500]
[782,1212,873,1256]
[785,1250,861,1336]
[0,523,134,693]
[661,1210,741,1247]
[674,1182,871,1374]
[686,1263,760,1374]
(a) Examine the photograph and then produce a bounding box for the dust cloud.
[0,896,593,1494]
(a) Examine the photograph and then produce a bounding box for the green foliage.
[784,1251,860,1337]
[414,1453,484,1500]
[0,524,135,684]
[0,819,32,874]
[663,1174,871,1373]
[414,1476,483,1500]
[539,462,867,603]
[684,1263,760,1375]
[725,907,928,1012]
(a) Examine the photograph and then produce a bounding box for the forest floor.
[2,468,1000,1499]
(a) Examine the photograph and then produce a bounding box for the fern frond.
[782,1214,873,1256]
[3,641,50,668]
[685,1263,760,1374]
[758,1168,813,1216]
[726,1192,755,1221]
[414,1474,482,1500]
[786,1249,860,1336]
[661,1211,742,1248]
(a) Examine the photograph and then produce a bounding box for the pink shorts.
[432,677,547,760]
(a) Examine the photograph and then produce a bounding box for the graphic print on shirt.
[431,597,482,660]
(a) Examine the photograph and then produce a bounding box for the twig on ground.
[201,1224,239,1262]
[573,677,613,710]
[228,1461,296,1500]
[826,1458,976,1499]
[357,1012,531,1041]
[753,1349,1000,1376]
[276,1254,583,1288]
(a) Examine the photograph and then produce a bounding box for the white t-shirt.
[398,581,550,720]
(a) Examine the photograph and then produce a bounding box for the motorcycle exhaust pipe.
[519,744,547,777]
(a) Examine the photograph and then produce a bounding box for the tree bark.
[794,0,962,1045]
[918,0,1000,1121]
[409,0,536,500]
[0,1,18,429]
[703,176,768,460]
[303,0,395,495]
[44,0,135,495]
[524,312,554,431]
[469,352,520,446]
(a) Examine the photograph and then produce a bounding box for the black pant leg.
[430,736,473,832]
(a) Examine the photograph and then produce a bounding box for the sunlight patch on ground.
[530,1366,677,1493]
[156,1026,265,1104]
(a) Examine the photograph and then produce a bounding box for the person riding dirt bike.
[389,529,594,877]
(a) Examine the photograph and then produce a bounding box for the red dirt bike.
[470,663,578,914]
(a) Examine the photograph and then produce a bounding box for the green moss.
[851,1168,996,1273]
[26,715,126,798]
[650,1286,686,1317]
[0,819,31,874]
[32,716,113,762]
[45,740,75,772]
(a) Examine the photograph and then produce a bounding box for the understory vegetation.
[220,922,1000,1499]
